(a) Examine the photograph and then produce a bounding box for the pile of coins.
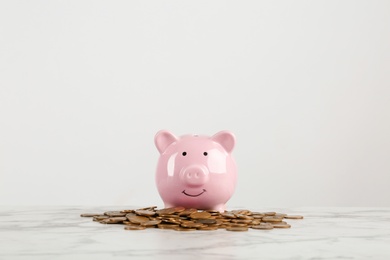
[81,206,303,232]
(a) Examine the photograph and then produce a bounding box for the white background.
[1,0,389,208]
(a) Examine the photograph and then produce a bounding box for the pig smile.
[182,189,206,197]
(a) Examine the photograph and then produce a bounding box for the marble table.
[1,206,390,260]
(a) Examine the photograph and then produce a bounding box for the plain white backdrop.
[0,0,389,208]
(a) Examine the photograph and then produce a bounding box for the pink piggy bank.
[154,130,237,212]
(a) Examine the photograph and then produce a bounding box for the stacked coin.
[81,206,303,232]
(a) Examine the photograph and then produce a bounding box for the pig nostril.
[182,166,208,185]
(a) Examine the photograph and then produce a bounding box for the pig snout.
[180,165,209,187]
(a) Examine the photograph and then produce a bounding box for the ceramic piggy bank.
[154,130,237,212]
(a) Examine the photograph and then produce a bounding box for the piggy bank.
[154,130,237,212]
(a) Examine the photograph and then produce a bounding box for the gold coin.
[104,211,126,217]
[81,213,100,217]
[232,210,251,215]
[220,212,236,219]
[128,215,149,224]
[229,223,248,227]
[252,214,265,219]
[140,220,161,227]
[173,206,186,212]
[181,222,204,228]
[157,223,179,229]
[124,225,146,230]
[251,223,274,230]
[120,209,135,213]
[262,216,284,222]
[217,218,232,222]
[262,221,287,225]
[135,210,156,217]
[125,213,137,220]
[284,215,304,219]
[235,214,253,220]
[198,226,218,231]
[226,226,248,232]
[263,212,276,216]
[174,227,197,231]
[205,209,221,214]
[231,219,253,224]
[161,218,181,224]
[137,206,157,210]
[178,208,197,216]
[196,219,217,225]
[100,217,127,224]
[190,211,212,219]
[214,219,224,225]
[156,208,176,215]
[251,220,261,225]
[93,215,109,221]
[250,212,264,215]
[158,214,181,218]
[273,223,291,228]
[156,207,184,215]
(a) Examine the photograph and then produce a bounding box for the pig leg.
[214,203,226,213]
[164,203,174,209]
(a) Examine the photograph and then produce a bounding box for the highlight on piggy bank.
[154,130,237,212]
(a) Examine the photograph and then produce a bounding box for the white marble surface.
[1,206,390,260]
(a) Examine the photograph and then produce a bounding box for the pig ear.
[154,130,178,154]
[211,131,236,153]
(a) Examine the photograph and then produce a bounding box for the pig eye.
[203,152,208,156]
[182,152,187,156]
